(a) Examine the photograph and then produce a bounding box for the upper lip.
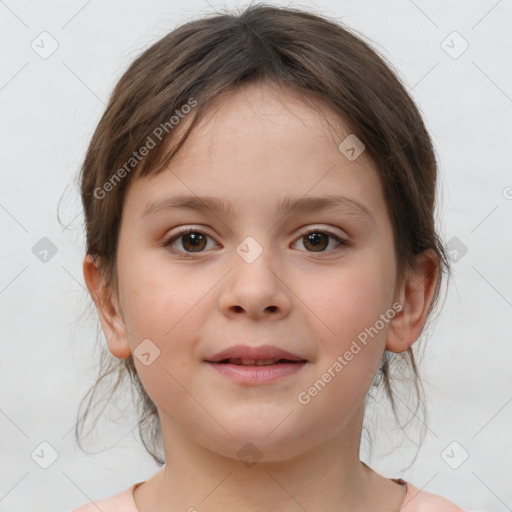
[205,344,306,363]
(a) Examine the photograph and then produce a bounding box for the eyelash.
[162,226,349,258]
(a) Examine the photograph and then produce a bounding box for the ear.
[386,249,440,353]
[82,254,132,359]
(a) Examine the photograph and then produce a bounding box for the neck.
[133,409,405,511]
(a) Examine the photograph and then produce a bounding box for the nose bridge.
[220,232,290,318]
[233,232,279,293]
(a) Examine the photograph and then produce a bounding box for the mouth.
[213,358,304,366]
[205,344,307,364]
[204,345,308,384]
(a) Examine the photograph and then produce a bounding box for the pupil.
[183,233,205,252]
[305,232,327,252]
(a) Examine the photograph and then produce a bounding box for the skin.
[83,80,439,512]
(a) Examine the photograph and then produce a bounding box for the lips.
[206,345,306,365]
[217,358,297,366]
[205,344,307,384]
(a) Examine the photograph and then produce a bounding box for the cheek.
[296,255,394,414]
[121,268,204,420]
[119,251,198,338]
[118,258,215,395]
[295,267,391,426]
[308,260,393,346]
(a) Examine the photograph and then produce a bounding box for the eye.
[162,226,349,258]
[292,227,348,253]
[163,227,217,257]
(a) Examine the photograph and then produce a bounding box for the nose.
[218,245,292,321]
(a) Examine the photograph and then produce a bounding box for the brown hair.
[71,3,450,466]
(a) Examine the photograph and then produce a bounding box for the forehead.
[126,81,387,224]
[171,81,359,161]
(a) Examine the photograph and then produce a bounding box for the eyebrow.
[142,194,374,223]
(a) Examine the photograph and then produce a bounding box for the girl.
[73,4,465,511]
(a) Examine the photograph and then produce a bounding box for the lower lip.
[205,361,307,384]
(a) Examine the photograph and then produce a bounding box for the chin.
[214,437,307,465]
[203,416,309,463]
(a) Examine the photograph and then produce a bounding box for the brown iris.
[180,232,207,252]
[302,232,329,252]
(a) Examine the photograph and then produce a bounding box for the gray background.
[1,0,511,511]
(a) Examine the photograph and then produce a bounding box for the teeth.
[227,358,280,366]
[255,359,277,366]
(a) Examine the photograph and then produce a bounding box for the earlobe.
[386,249,440,353]
[82,255,133,359]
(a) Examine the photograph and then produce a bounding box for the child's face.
[103,81,403,460]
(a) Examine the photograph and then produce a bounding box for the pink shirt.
[71,479,466,511]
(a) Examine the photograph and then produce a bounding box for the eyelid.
[295,224,348,240]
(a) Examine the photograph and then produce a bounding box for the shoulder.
[402,481,466,511]
[71,482,142,512]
